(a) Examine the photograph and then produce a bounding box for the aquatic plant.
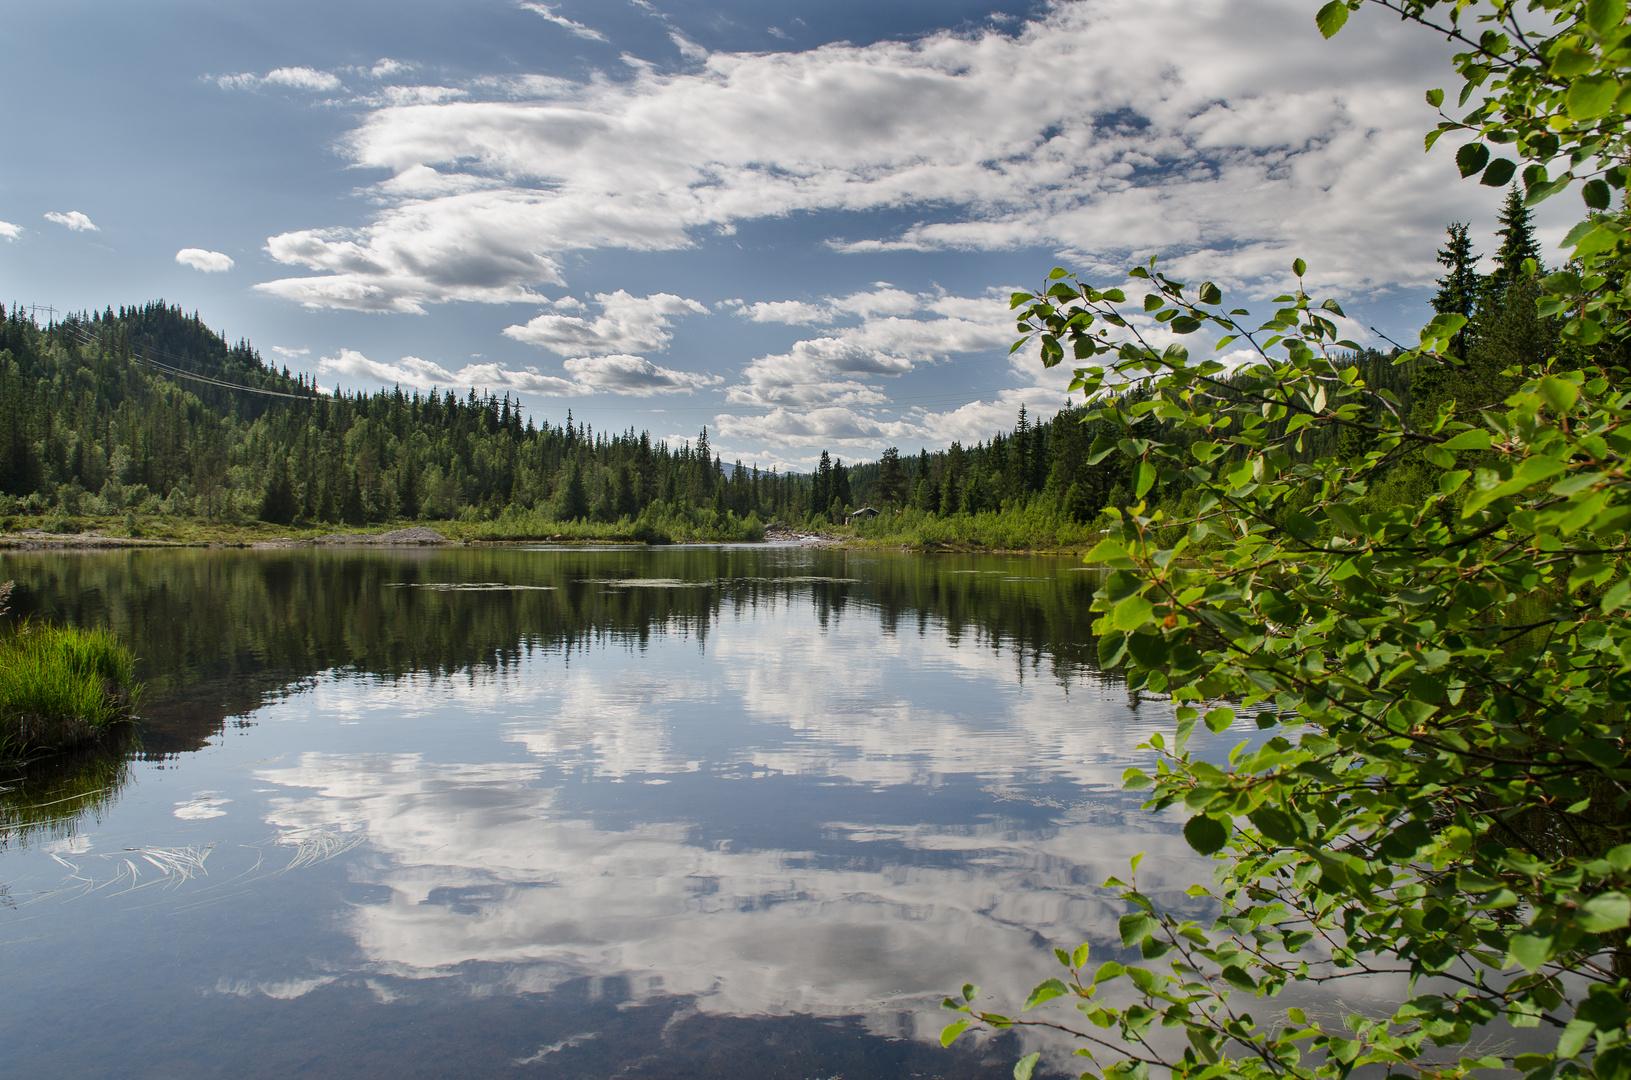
[0,618,140,757]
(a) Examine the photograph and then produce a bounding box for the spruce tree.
[557,458,588,522]
[877,446,905,506]
[1432,222,1482,320]
[1492,185,1541,283]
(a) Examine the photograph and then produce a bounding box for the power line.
[64,325,316,401]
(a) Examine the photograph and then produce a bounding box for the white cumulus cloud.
[44,210,98,232]
[727,286,1015,409]
[253,0,1474,315]
[0,220,20,241]
[175,248,234,272]
[503,290,708,356]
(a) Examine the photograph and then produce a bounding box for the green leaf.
[1439,429,1493,451]
[1558,1017,1596,1058]
[1249,807,1301,845]
[1440,469,1471,494]
[1481,158,1517,187]
[1111,594,1154,633]
[1426,87,1444,107]
[941,1020,970,1047]
[1539,375,1580,413]
[1585,178,1612,210]
[1588,0,1626,34]
[1072,942,1091,968]
[1084,538,1129,564]
[1134,460,1156,498]
[1568,75,1621,121]
[1024,978,1071,1011]
[1324,503,1363,534]
[1457,142,1490,178]
[1315,1,1348,38]
[1578,892,1631,933]
[1293,257,1307,277]
[1118,912,1157,948]
[1184,814,1228,855]
[1014,1052,1041,1080]
[1507,931,1553,973]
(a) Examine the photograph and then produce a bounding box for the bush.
[943,4,1631,1079]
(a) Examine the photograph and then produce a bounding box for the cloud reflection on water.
[252,595,1212,1044]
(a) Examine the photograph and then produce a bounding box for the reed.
[0,615,140,757]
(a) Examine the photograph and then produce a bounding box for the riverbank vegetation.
[0,583,140,757]
[940,2,1631,1079]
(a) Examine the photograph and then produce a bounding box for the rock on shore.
[310,527,454,545]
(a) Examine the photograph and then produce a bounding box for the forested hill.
[0,302,833,538]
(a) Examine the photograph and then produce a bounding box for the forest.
[0,189,1549,549]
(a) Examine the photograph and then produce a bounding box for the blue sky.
[0,0,1565,470]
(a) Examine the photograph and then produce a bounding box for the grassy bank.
[0,614,140,757]
[0,505,768,546]
[837,504,1105,551]
[465,503,765,544]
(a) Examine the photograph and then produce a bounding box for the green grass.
[0,508,768,546]
[0,623,140,757]
[842,504,1106,551]
[463,504,766,544]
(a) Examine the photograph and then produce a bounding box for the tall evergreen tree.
[1493,185,1541,283]
[876,446,905,506]
[832,459,852,510]
[1433,222,1483,357]
[1432,222,1482,320]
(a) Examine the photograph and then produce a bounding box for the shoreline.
[0,525,1090,556]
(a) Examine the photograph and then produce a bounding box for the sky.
[0,0,1577,471]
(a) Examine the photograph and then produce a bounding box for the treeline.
[0,303,822,540]
[838,188,1562,546]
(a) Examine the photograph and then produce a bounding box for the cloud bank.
[254,0,1462,315]
[319,346,718,398]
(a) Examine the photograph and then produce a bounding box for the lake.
[0,545,1226,1079]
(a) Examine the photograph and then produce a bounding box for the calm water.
[0,546,1233,1079]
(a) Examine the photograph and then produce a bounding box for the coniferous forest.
[0,191,1556,547]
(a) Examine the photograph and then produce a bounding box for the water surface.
[0,546,1226,1078]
